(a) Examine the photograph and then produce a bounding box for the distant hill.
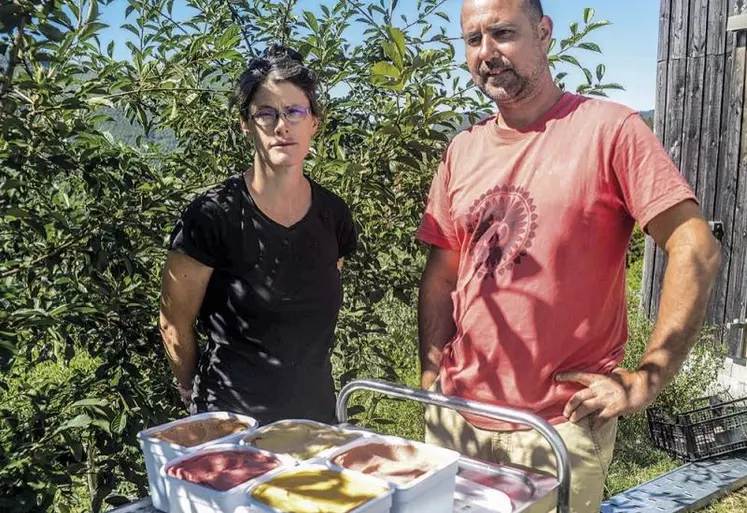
[451,108,656,136]
[97,107,176,149]
[639,109,655,130]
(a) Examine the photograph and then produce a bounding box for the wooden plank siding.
[650,58,688,319]
[701,0,731,327]
[671,0,691,60]
[725,21,747,354]
[642,59,671,317]
[643,0,675,318]
[700,0,728,221]
[717,0,746,354]
[659,0,673,63]
[645,0,747,358]
[706,2,737,341]
[649,0,690,320]
[701,3,728,325]
[682,0,708,196]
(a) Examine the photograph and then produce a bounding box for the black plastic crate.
[646,395,747,462]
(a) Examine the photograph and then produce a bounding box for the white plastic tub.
[245,462,394,513]
[137,412,258,511]
[239,419,366,462]
[452,475,514,513]
[324,434,461,513]
[162,443,284,513]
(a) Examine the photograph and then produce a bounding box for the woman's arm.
[159,251,214,406]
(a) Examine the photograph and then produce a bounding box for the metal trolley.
[336,379,570,513]
[110,379,570,513]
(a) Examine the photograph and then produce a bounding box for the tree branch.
[348,0,388,40]
[278,0,294,46]
[156,4,191,37]
[1,15,27,102]
[102,86,232,100]
[225,0,254,55]
[1,239,80,279]
[403,0,448,31]
[419,35,462,45]
[21,53,34,78]
[29,87,231,114]
[453,83,477,98]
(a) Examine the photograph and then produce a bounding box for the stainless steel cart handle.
[336,378,571,513]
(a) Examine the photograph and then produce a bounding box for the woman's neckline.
[239,170,315,230]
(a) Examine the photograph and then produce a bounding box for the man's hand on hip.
[556,368,657,427]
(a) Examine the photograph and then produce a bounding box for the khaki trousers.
[425,381,616,513]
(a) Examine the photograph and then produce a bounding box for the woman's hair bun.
[262,43,303,64]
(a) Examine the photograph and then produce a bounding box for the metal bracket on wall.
[709,221,725,241]
[728,13,747,32]
[729,318,747,360]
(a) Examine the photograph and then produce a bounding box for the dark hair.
[233,44,321,121]
[524,0,544,22]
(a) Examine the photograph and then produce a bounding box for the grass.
[606,457,680,497]
[702,488,747,512]
[338,292,426,441]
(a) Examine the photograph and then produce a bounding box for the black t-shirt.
[169,174,356,425]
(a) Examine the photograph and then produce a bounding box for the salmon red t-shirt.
[417,93,697,430]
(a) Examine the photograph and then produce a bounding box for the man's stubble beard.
[476,69,528,104]
[474,48,549,105]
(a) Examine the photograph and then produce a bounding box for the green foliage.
[341,293,424,442]
[548,8,625,97]
[0,1,638,511]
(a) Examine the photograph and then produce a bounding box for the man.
[416,0,721,511]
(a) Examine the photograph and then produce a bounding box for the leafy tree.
[549,7,623,97]
[0,1,621,510]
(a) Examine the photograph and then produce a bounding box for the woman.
[158,45,356,425]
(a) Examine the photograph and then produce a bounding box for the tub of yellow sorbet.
[137,412,258,512]
[248,463,393,513]
[328,435,461,513]
[241,419,362,461]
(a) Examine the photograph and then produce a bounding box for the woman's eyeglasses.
[249,105,311,127]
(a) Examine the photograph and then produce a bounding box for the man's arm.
[632,199,722,394]
[559,200,721,425]
[418,246,461,390]
[159,251,213,406]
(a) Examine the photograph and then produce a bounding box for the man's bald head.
[461,0,545,27]
[523,0,544,23]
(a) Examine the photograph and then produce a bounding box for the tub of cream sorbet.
[247,463,394,513]
[327,435,461,513]
[162,444,283,513]
[138,412,258,511]
[240,419,362,461]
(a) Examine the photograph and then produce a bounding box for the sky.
[531,0,660,111]
[98,0,661,111]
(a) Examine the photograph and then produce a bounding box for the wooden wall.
[642,0,747,356]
